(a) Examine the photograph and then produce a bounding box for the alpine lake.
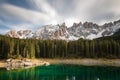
[0,64,120,80]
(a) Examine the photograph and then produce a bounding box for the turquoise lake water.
[0,64,120,80]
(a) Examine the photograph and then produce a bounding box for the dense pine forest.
[0,35,120,59]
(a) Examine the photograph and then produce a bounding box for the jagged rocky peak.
[102,19,120,28]
[70,21,99,29]
[34,23,70,40]
[17,30,32,36]
[6,30,19,38]
[113,19,120,25]
[5,19,120,40]
[72,22,82,27]
[58,23,67,33]
[34,24,59,39]
[6,30,33,39]
[68,19,120,39]
[53,22,69,39]
[59,22,66,27]
[102,22,113,29]
[82,22,99,29]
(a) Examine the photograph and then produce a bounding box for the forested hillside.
[0,35,120,59]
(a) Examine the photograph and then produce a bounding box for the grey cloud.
[75,0,120,24]
[0,0,120,33]
[47,0,120,24]
[47,0,75,16]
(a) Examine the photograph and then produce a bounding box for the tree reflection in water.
[0,64,120,80]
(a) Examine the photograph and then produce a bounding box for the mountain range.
[5,19,120,40]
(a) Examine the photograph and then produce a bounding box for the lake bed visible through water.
[0,64,120,80]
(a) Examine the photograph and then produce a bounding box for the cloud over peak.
[0,0,120,34]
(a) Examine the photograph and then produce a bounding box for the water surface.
[0,64,120,80]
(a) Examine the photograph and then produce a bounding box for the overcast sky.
[0,0,120,34]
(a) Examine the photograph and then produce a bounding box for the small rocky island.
[5,58,50,70]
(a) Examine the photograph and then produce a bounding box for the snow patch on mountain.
[5,19,120,40]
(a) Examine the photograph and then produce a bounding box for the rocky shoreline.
[5,58,50,70]
[1,58,120,70]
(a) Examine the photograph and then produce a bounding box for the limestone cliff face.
[5,20,120,40]
[6,30,19,38]
[6,30,33,39]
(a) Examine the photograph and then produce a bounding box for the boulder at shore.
[5,58,50,70]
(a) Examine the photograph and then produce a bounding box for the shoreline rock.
[1,58,120,70]
[5,58,50,70]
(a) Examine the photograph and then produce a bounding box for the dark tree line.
[0,35,120,59]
